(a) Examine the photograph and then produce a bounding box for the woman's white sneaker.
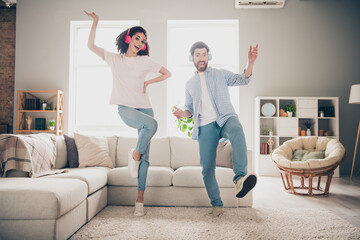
[128,148,140,178]
[134,201,145,217]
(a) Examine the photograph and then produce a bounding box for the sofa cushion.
[170,137,234,169]
[74,133,114,168]
[216,139,233,168]
[116,136,170,167]
[64,135,79,168]
[107,136,118,167]
[0,178,87,220]
[55,135,67,169]
[107,166,173,187]
[173,166,235,188]
[44,167,109,195]
[170,136,200,169]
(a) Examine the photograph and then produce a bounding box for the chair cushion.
[272,137,345,169]
[173,166,234,188]
[44,167,109,195]
[292,149,325,161]
[0,178,87,220]
[107,166,173,187]
[116,137,171,167]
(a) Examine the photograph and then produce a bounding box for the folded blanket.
[0,134,65,177]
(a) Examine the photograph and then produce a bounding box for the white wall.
[14,0,360,176]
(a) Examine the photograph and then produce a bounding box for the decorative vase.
[320,112,324,118]
[287,111,293,117]
[306,128,311,136]
[50,102,56,110]
[42,103,47,110]
[26,115,32,130]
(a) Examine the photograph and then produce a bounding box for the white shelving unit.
[254,97,339,177]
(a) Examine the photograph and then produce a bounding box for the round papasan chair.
[270,136,345,196]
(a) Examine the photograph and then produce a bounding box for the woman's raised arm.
[84,11,105,60]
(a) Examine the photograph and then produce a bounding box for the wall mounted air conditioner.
[235,0,286,8]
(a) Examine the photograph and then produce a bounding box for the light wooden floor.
[252,175,360,228]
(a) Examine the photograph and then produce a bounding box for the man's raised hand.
[248,44,258,64]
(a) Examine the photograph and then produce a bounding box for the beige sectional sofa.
[0,135,253,240]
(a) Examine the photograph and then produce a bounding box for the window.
[167,20,239,136]
[69,20,139,136]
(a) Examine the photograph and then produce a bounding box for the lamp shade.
[349,84,360,104]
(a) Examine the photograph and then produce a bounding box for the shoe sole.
[236,174,257,198]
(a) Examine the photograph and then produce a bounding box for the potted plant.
[268,129,273,136]
[49,120,55,130]
[172,107,194,138]
[319,110,324,118]
[40,99,47,110]
[284,104,296,117]
[304,120,312,136]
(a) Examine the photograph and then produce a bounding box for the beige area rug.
[71,206,360,240]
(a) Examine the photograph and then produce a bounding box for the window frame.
[69,20,139,136]
[166,20,240,137]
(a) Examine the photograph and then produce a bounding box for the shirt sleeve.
[223,69,252,86]
[184,88,193,117]
[142,56,162,73]
[103,50,118,69]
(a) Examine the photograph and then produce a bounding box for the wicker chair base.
[271,155,345,196]
[278,169,334,196]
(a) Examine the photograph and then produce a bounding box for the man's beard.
[195,61,208,72]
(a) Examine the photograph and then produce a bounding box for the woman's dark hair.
[116,26,149,56]
[190,41,210,56]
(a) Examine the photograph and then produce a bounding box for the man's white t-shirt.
[104,50,162,108]
[198,72,218,126]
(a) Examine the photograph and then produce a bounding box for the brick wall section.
[0,2,16,133]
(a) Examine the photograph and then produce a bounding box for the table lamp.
[349,84,360,180]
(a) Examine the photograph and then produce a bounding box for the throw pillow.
[74,133,114,168]
[64,135,79,168]
[216,139,233,168]
[292,149,325,162]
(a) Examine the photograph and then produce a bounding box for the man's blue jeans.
[118,105,158,191]
[198,116,248,207]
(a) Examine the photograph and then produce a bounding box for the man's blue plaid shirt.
[184,66,252,140]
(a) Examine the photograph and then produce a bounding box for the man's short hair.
[190,41,210,56]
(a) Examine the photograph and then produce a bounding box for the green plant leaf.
[181,124,187,132]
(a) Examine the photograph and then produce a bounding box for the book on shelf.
[260,143,269,154]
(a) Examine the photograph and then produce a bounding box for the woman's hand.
[84,10,104,60]
[143,81,150,93]
[84,10,99,22]
[142,67,171,93]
